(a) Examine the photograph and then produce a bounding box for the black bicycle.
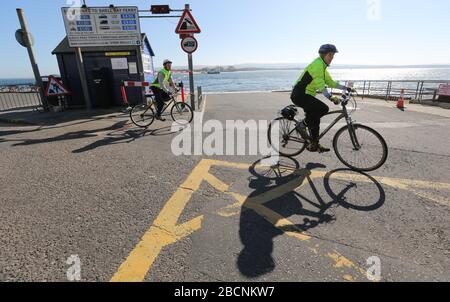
[268,90,388,172]
[130,91,194,128]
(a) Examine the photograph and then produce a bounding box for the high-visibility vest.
[152,68,171,88]
[294,57,339,97]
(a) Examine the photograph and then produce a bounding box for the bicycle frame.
[319,106,348,140]
[287,101,362,150]
[145,95,178,115]
[160,97,176,115]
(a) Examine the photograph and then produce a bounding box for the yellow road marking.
[112,158,450,282]
[111,160,210,282]
[344,275,356,282]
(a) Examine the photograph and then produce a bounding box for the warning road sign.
[45,76,70,97]
[175,9,201,34]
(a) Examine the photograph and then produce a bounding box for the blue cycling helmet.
[319,44,339,54]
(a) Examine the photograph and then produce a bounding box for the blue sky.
[1,0,450,78]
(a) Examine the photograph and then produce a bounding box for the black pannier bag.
[281,105,298,121]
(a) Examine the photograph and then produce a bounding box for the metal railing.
[0,85,42,111]
[332,80,450,102]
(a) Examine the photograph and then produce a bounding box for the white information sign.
[111,58,128,70]
[128,62,138,74]
[142,53,152,74]
[62,6,142,48]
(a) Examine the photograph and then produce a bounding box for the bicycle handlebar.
[339,88,359,112]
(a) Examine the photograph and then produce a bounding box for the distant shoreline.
[196,65,450,73]
[2,65,450,81]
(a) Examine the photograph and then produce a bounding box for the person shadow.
[237,156,385,279]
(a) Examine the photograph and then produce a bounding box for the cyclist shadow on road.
[237,156,385,279]
[11,120,130,147]
[71,124,187,153]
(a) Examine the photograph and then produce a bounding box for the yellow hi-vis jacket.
[294,57,339,97]
[152,68,172,91]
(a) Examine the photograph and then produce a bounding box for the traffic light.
[151,5,171,14]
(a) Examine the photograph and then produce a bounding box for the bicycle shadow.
[237,156,385,279]
[11,120,129,147]
[146,124,186,137]
[72,127,147,153]
[72,124,187,153]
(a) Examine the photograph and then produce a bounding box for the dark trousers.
[291,87,329,142]
[150,86,170,116]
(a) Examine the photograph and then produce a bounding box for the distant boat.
[207,67,221,74]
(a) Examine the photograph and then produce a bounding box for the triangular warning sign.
[175,10,201,34]
[45,76,70,97]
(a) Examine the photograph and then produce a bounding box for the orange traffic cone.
[397,89,405,110]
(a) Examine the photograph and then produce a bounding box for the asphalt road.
[1,93,449,282]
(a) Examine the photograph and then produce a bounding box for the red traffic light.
[151,5,171,14]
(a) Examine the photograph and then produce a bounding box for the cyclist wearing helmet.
[151,59,176,121]
[291,44,353,153]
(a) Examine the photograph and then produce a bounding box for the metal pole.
[185,4,195,110]
[16,8,49,111]
[188,53,195,110]
[197,86,202,108]
[136,44,146,105]
[419,81,424,102]
[414,82,420,100]
[385,81,390,101]
[75,47,92,110]
[362,81,366,100]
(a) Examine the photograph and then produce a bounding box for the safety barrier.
[0,85,42,111]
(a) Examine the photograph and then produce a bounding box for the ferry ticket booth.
[52,33,155,108]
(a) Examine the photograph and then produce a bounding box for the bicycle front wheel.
[130,104,155,128]
[333,124,388,172]
[171,102,194,125]
[268,117,307,157]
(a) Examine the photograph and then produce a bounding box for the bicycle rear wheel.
[171,102,194,125]
[130,104,155,128]
[268,117,307,157]
[333,124,388,172]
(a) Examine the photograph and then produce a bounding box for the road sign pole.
[16,8,49,112]
[184,4,196,110]
[75,47,92,110]
[188,53,195,111]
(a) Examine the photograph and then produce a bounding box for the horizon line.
[3,64,450,79]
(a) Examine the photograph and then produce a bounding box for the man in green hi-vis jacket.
[291,44,354,153]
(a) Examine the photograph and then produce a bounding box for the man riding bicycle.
[291,44,354,153]
[151,59,176,121]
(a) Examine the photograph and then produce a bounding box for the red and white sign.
[181,36,198,54]
[123,81,152,87]
[438,84,450,96]
[45,76,70,97]
[175,9,201,34]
